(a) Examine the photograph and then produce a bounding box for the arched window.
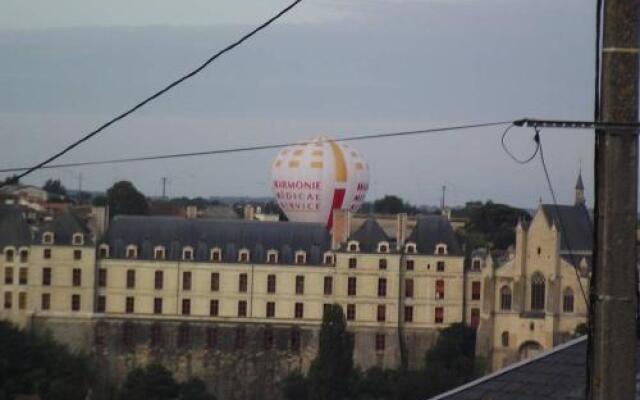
[500,286,512,310]
[563,288,575,313]
[435,243,448,255]
[99,244,110,259]
[42,232,54,245]
[377,242,389,253]
[4,248,14,262]
[238,249,250,263]
[294,251,306,265]
[154,246,165,260]
[323,252,334,265]
[72,233,84,246]
[126,245,138,259]
[267,249,278,264]
[182,246,194,261]
[210,248,222,262]
[501,331,509,347]
[530,272,546,311]
[405,242,417,254]
[348,241,359,252]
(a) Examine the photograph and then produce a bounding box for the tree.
[1,175,19,185]
[43,179,67,197]
[106,181,149,217]
[118,364,179,400]
[373,195,418,215]
[178,378,216,400]
[281,371,308,400]
[455,201,530,251]
[307,304,355,400]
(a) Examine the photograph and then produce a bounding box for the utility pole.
[161,177,168,199]
[588,0,639,399]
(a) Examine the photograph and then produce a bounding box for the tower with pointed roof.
[575,170,585,206]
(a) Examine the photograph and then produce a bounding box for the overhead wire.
[0,0,303,187]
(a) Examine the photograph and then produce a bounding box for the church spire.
[575,168,585,206]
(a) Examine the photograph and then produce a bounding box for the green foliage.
[178,378,216,400]
[574,322,588,337]
[307,304,355,400]
[373,195,418,215]
[118,364,215,400]
[106,181,149,217]
[43,179,67,197]
[1,175,19,185]
[456,200,530,251]
[281,371,308,400]
[0,321,93,400]
[92,195,107,207]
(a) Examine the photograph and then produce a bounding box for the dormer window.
[435,243,448,255]
[19,249,28,263]
[99,244,109,259]
[239,249,250,263]
[154,246,165,260]
[182,247,194,261]
[72,233,84,246]
[323,253,334,265]
[471,258,481,271]
[42,232,54,245]
[4,248,14,262]
[267,250,278,264]
[405,242,417,254]
[348,241,360,252]
[377,242,389,253]
[211,248,222,263]
[295,251,307,265]
[126,245,138,259]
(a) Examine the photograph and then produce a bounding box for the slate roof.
[575,172,584,190]
[348,216,391,252]
[38,209,93,246]
[0,205,31,250]
[102,216,331,265]
[406,215,462,256]
[540,205,592,252]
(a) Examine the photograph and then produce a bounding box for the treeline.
[282,304,484,400]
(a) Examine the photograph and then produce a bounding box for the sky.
[0,0,597,208]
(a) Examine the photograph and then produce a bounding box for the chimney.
[244,204,255,221]
[396,213,407,250]
[186,205,198,219]
[331,209,351,249]
[89,206,109,239]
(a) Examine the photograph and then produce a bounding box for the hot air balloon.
[271,137,369,228]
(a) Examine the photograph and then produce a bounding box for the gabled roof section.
[0,205,31,250]
[541,204,592,252]
[348,216,390,252]
[102,216,330,264]
[576,172,584,190]
[406,215,462,256]
[39,209,92,245]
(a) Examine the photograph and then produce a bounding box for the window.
[295,252,306,264]
[377,305,386,322]
[500,286,512,310]
[348,258,357,269]
[437,261,445,272]
[405,279,414,298]
[43,268,52,286]
[404,306,413,322]
[324,276,333,295]
[294,302,304,319]
[3,292,11,309]
[348,242,359,252]
[267,274,276,294]
[211,273,220,291]
[125,296,134,313]
[19,268,28,285]
[346,304,356,321]
[266,301,276,318]
[472,281,481,300]
[435,280,445,299]
[154,247,165,260]
[406,260,414,271]
[290,329,301,351]
[378,243,389,253]
[182,299,191,315]
[347,277,357,296]
[210,299,219,316]
[151,324,163,348]
[239,273,248,293]
[177,325,191,348]
[470,308,480,329]
[183,248,193,261]
[97,295,106,313]
[72,233,83,245]
[435,244,447,255]
[267,251,278,264]
[4,249,14,262]
[235,328,246,349]
[323,253,334,265]
[239,249,250,263]
[211,249,221,262]
[405,243,417,254]
[18,292,26,310]
[19,250,28,263]
[72,294,81,311]
[238,300,247,317]
[206,328,217,349]
[44,248,52,259]
[42,233,53,245]
[502,331,510,347]
[379,259,387,270]
[126,270,135,289]
[323,303,332,317]
[98,246,108,259]
[42,293,51,311]
[264,329,274,350]
[472,259,481,270]
[153,298,162,314]
[537,246,541,255]
[98,268,107,287]
[4,267,12,284]
[375,333,385,351]
[563,288,575,313]
[378,278,387,297]
[154,270,163,290]
[295,275,305,295]
[72,268,81,287]
[435,307,444,324]
[126,246,137,259]
[531,272,546,311]
[183,271,192,291]
[73,250,82,260]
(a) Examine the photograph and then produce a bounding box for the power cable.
[0,120,513,173]
[0,0,303,187]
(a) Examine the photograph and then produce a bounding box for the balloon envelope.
[271,137,369,228]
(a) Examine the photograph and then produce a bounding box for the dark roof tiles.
[0,205,31,250]
[540,204,592,252]
[348,216,390,252]
[406,215,462,256]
